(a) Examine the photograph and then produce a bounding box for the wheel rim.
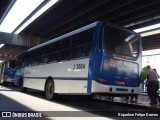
[46,80,54,99]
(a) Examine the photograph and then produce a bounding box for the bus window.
[52,41,61,52]
[72,29,94,58]
[32,57,40,66]
[103,25,139,60]
[49,52,60,62]
[61,37,71,50]
[60,37,72,60]
[41,54,49,63]
[60,50,71,60]
[9,60,17,69]
[41,44,51,55]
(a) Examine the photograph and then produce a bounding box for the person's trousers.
[155,81,160,103]
[147,81,156,103]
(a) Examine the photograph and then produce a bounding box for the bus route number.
[73,63,85,70]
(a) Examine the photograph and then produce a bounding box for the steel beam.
[0,32,46,46]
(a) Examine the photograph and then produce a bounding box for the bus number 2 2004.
[73,64,85,70]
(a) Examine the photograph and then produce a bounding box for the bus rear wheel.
[45,79,55,100]
[20,78,27,92]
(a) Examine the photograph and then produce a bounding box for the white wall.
[142,49,160,76]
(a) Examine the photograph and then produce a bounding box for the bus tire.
[20,78,27,92]
[45,79,55,100]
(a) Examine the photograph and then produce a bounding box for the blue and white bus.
[0,60,17,85]
[17,21,142,100]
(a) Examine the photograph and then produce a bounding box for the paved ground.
[95,92,160,110]
[0,85,160,120]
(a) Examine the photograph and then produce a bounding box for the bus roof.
[27,21,99,52]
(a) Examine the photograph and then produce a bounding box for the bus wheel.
[45,79,55,100]
[20,79,27,92]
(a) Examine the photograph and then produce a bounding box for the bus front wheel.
[45,79,55,100]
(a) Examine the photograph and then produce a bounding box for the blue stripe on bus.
[87,21,103,93]
[24,77,88,80]
[54,77,88,80]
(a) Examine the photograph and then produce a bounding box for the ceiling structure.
[0,0,160,60]
[0,0,13,22]
[0,44,29,60]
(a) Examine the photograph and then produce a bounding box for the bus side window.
[24,59,30,66]
[32,57,40,66]
[30,48,41,66]
[48,41,61,62]
[60,37,71,60]
[53,41,61,52]
[40,45,51,64]
[24,54,30,66]
[60,50,70,60]
[41,54,49,63]
[71,28,94,58]
[61,37,71,50]
[49,52,59,62]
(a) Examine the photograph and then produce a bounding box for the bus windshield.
[104,24,139,60]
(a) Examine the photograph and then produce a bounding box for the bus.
[15,52,26,87]
[0,60,17,85]
[17,21,142,100]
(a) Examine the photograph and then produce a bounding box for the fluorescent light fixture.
[0,44,5,48]
[0,0,44,33]
[0,60,3,63]
[134,23,160,33]
[140,29,160,37]
[14,0,59,34]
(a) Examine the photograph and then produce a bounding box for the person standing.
[146,65,158,105]
[142,67,147,92]
[153,68,160,104]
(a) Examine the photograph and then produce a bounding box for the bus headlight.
[3,75,8,81]
[95,78,108,84]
